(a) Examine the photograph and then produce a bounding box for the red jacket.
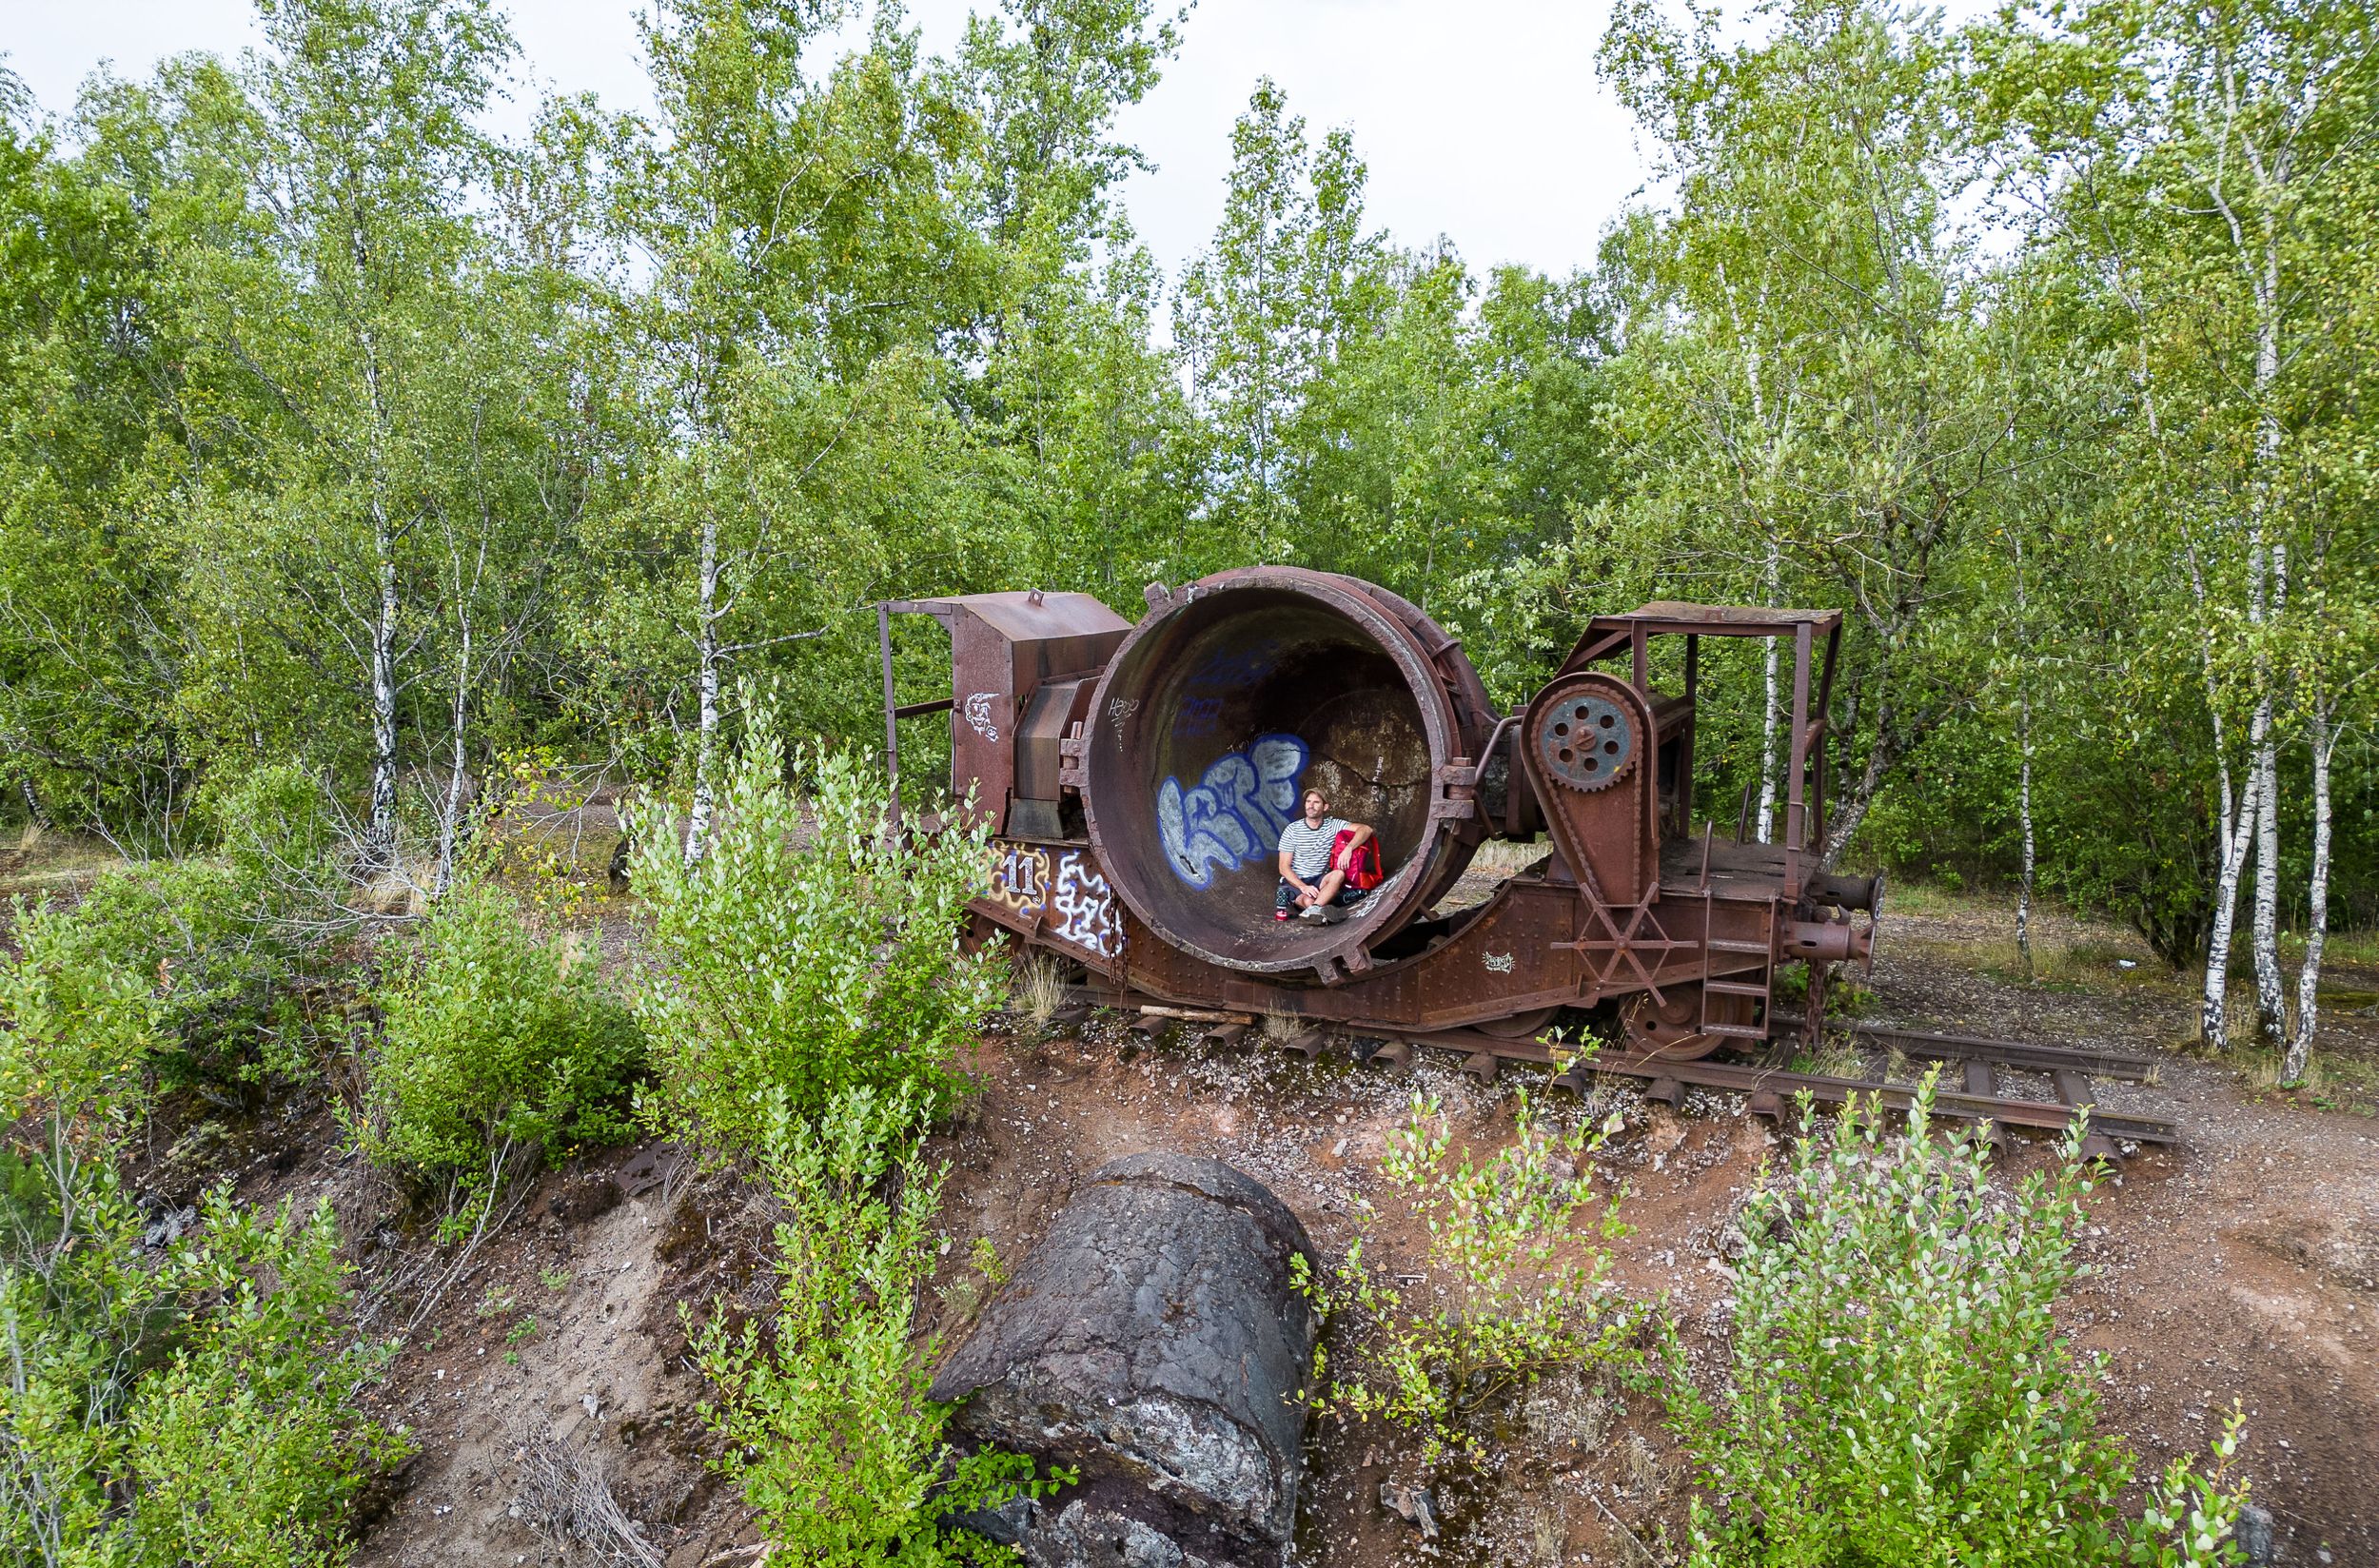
[1330,828,1384,892]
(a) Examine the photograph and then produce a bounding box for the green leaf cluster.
[360,872,643,1188]
[0,1131,405,1567]
[687,1084,1052,1565]
[1667,1074,2251,1566]
[0,765,348,1127]
[626,694,1006,1159]
[1295,1089,1636,1468]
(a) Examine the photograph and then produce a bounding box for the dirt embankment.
[135,892,2379,1568]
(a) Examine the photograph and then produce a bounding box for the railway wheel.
[1469,1005,1563,1041]
[960,911,1007,958]
[1621,985,1757,1062]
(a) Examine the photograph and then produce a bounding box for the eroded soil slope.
[167,892,2379,1568]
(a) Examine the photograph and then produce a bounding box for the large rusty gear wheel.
[1536,690,1635,792]
[1621,985,1757,1063]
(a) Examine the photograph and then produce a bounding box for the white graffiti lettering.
[962,691,1001,742]
[1483,951,1516,973]
[1051,851,1123,957]
[1156,734,1307,888]
[1106,696,1140,753]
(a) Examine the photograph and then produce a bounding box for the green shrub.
[199,761,339,888]
[118,1191,410,1567]
[361,874,641,1190]
[627,699,1004,1159]
[0,892,166,1134]
[689,1085,1052,1563]
[1295,1089,1637,1467]
[0,771,339,1124]
[1667,1074,2250,1567]
[0,1127,405,1567]
[64,857,310,1096]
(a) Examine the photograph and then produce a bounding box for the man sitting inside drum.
[1276,788,1379,923]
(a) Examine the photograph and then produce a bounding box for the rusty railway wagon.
[880,566,2170,1150]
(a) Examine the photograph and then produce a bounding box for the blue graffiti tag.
[1156,734,1309,888]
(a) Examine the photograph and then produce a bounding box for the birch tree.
[1174,79,1386,561]
[1599,0,2030,864]
[597,0,998,861]
[1976,0,2379,1046]
[0,70,200,832]
[138,0,518,879]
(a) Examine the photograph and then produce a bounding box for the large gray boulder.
[931,1153,1321,1567]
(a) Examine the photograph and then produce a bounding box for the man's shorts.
[1278,877,1371,915]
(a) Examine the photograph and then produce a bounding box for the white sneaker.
[1298,904,1329,921]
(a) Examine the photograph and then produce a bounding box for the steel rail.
[1373,1025,2178,1146]
[1064,990,2178,1148]
[1774,1021,2157,1082]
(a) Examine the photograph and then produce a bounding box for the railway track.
[1093,997,2173,1157]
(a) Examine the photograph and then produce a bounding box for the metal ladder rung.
[1701,888,1778,1040]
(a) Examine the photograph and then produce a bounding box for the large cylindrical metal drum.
[1081,566,1497,979]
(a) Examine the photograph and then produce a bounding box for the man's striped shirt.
[1277,816,1351,879]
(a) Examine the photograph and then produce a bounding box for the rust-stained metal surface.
[899,570,1891,1077]
[880,590,1131,835]
[918,571,2173,1148]
[904,576,2179,1151]
[1074,568,1493,982]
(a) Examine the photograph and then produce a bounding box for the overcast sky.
[5,0,1649,282]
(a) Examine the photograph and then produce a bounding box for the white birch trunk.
[2011,527,2035,978]
[2283,699,2334,1084]
[1757,538,1779,845]
[2201,743,2263,1047]
[683,513,721,866]
[366,495,401,873]
[2016,692,2035,979]
[359,310,402,874]
[2185,547,2237,851]
[2248,228,2289,1046]
[1723,263,1784,850]
[2249,701,2285,1043]
[434,612,472,895]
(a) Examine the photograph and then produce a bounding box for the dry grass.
[1951,933,2172,993]
[2235,1041,2379,1107]
[1010,952,1069,1026]
[1873,878,1971,919]
[1797,1032,1867,1080]
[1469,836,1549,874]
[2243,1049,2330,1094]
[0,827,126,902]
[510,1420,662,1567]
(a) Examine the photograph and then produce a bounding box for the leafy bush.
[1667,1074,2251,1566]
[200,761,339,888]
[1295,1089,1637,1466]
[0,1127,405,1567]
[0,892,166,1135]
[627,699,1004,1158]
[60,857,310,1095]
[361,874,641,1191]
[689,1085,1053,1563]
[0,766,342,1125]
[117,1191,411,1567]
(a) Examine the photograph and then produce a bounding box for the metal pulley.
[1534,686,1636,792]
